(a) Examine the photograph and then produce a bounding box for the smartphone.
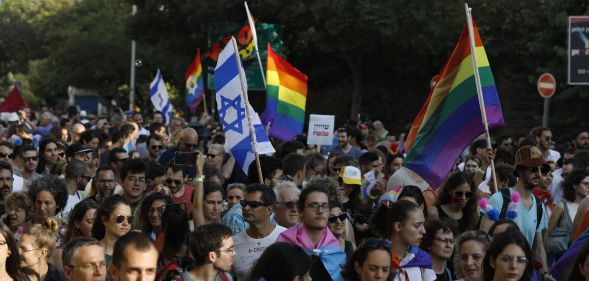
[174,151,196,166]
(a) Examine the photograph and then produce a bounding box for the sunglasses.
[207,154,219,159]
[0,152,12,159]
[278,201,298,210]
[453,191,473,198]
[150,145,163,150]
[240,200,272,208]
[166,179,182,186]
[23,156,38,162]
[328,213,348,223]
[115,215,134,224]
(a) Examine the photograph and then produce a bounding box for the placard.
[307,114,334,145]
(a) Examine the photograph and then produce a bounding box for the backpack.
[499,188,543,234]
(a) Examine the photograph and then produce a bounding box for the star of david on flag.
[149,69,174,125]
[214,37,275,175]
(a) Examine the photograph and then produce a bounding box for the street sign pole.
[543,97,550,127]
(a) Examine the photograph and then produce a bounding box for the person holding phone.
[158,128,200,179]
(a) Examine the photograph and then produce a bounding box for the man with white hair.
[272,181,300,228]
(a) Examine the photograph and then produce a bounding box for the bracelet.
[194,175,204,183]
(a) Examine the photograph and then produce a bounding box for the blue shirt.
[488,187,548,246]
[222,204,249,236]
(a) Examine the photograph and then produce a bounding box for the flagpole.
[244,1,267,89]
[465,3,498,194]
[231,37,264,184]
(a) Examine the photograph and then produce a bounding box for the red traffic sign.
[537,73,556,98]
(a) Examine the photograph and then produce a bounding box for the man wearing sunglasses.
[481,145,549,275]
[146,135,163,161]
[158,127,200,178]
[0,141,23,193]
[232,184,286,280]
[165,163,194,217]
[16,144,41,190]
[61,160,93,223]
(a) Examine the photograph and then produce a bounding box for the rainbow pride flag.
[261,43,308,141]
[403,21,504,189]
[185,49,205,114]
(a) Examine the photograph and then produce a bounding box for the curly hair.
[28,175,68,216]
[92,195,130,240]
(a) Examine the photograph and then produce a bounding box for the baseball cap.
[515,145,545,168]
[66,143,94,158]
[339,166,362,185]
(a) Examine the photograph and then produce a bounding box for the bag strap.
[499,188,511,219]
[534,195,543,231]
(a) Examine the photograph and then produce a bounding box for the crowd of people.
[0,106,587,281]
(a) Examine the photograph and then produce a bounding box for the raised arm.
[192,151,206,228]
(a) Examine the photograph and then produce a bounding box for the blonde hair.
[209,143,225,154]
[24,217,59,257]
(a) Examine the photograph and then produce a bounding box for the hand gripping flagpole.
[244,1,267,89]
[465,3,498,194]
[231,38,264,184]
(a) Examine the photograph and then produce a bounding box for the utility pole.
[129,4,137,111]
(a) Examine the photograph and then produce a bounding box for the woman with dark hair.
[341,238,392,281]
[546,169,589,258]
[372,200,434,280]
[482,228,533,281]
[453,230,490,281]
[488,219,519,238]
[19,218,64,281]
[568,239,589,281]
[398,185,427,215]
[0,222,27,281]
[28,175,68,225]
[158,203,190,268]
[62,199,98,245]
[246,242,311,281]
[135,192,173,240]
[91,194,132,265]
[428,172,479,233]
[327,204,354,259]
[36,138,60,175]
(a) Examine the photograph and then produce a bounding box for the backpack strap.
[499,188,511,219]
[534,194,543,231]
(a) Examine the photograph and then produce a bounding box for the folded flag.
[403,21,504,189]
[185,49,205,114]
[149,69,174,125]
[214,37,275,175]
[261,43,308,141]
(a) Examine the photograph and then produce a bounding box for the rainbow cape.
[261,43,308,141]
[185,49,205,113]
[403,21,504,189]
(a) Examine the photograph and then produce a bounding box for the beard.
[0,185,10,200]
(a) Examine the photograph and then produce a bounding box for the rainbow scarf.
[403,21,504,189]
[277,224,345,281]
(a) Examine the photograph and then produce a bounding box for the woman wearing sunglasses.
[372,200,434,281]
[341,238,392,281]
[428,172,479,233]
[327,204,354,260]
[91,194,132,265]
[482,228,533,281]
[19,218,65,281]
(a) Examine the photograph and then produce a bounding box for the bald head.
[180,128,199,152]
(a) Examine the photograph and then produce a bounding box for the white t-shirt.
[59,191,82,223]
[232,224,286,281]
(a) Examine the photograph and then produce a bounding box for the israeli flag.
[214,37,275,175]
[149,69,174,125]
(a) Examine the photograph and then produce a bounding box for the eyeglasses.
[216,246,235,255]
[453,191,473,198]
[306,202,329,212]
[541,166,551,175]
[328,213,348,223]
[126,176,146,183]
[23,156,38,162]
[526,167,541,174]
[278,200,298,210]
[0,152,12,159]
[97,179,116,185]
[74,262,107,272]
[434,237,456,245]
[498,255,529,265]
[115,215,134,224]
[150,145,163,150]
[19,246,40,253]
[240,200,272,208]
[207,154,219,159]
[363,239,392,250]
[166,179,183,186]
